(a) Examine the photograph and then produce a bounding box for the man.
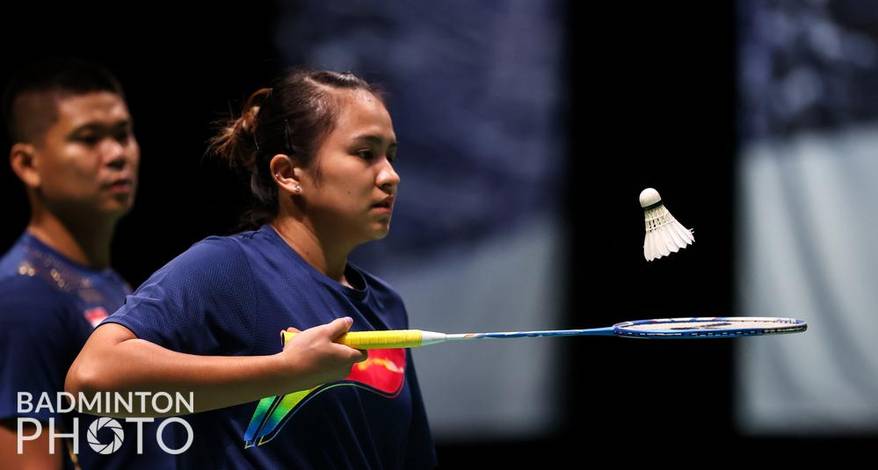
[0,58,172,469]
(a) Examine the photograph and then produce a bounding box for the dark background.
[2,1,870,465]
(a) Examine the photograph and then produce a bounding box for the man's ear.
[269,153,305,196]
[10,143,40,189]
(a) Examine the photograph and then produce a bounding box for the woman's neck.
[270,218,353,287]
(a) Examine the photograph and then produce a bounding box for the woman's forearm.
[67,338,300,416]
[65,321,363,417]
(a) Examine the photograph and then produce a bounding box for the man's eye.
[358,150,375,160]
[113,130,132,143]
[77,135,100,145]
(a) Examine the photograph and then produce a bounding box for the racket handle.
[281,329,430,349]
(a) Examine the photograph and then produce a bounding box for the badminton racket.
[282,316,807,349]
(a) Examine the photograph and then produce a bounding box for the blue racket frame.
[611,317,808,339]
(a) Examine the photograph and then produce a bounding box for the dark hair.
[2,57,125,142]
[209,69,384,227]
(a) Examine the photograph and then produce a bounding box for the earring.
[293,184,302,193]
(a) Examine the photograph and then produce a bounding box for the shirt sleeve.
[0,276,84,421]
[102,237,257,355]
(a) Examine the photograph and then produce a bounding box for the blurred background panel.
[737,0,878,435]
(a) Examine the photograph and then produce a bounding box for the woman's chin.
[368,222,391,240]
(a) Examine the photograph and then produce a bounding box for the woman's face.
[301,88,400,247]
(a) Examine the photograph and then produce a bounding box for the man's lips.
[104,178,134,193]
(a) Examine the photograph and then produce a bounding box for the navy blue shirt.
[0,232,174,469]
[105,225,436,469]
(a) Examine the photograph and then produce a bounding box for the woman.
[66,70,436,469]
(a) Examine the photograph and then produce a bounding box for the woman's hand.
[278,317,367,390]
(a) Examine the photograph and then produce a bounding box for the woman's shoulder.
[178,226,274,259]
[148,232,255,283]
[182,233,248,263]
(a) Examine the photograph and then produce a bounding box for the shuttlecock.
[639,188,693,261]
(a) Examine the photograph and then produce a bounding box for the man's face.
[31,91,139,219]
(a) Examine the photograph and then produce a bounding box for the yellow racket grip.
[281,329,425,349]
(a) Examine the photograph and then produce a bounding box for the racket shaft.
[473,328,615,339]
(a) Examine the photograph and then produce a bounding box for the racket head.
[612,317,807,339]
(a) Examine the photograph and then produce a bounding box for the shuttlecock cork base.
[640,188,694,261]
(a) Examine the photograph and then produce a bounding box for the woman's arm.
[65,318,365,417]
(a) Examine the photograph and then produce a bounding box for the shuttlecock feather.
[639,188,693,261]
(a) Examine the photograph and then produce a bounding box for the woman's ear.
[269,154,303,195]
